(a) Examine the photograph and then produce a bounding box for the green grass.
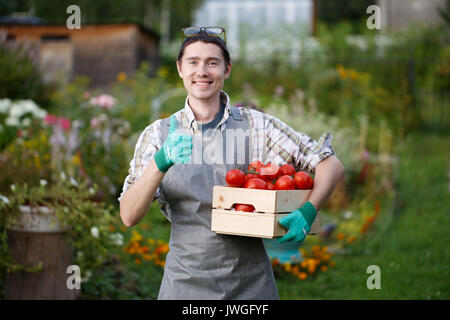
[277,132,450,299]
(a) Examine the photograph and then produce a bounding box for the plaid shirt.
[118,91,335,202]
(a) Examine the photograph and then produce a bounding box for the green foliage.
[0,179,117,279]
[0,42,50,106]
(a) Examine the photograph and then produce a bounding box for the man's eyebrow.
[184,56,222,61]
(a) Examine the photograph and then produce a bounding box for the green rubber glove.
[154,115,192,172]
[277,201,317,243]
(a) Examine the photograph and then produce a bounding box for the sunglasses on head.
[181,26,226,43]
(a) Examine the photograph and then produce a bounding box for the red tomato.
[245,172,264,181]
[259,162,281,180]
[279,164,296,176]
[294,171,313,190]
[225,169,246,187]
[234,203,255,212]
[248,160,263,173]
[244,177,268,189]
[267,181,276,190]
[275,175,296,190]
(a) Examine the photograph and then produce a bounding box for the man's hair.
[177,32,231,67]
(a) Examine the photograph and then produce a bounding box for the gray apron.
[156,107,279,300]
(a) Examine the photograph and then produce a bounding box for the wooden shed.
[0,21,160,87]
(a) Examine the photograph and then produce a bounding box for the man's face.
[177,41,231,103]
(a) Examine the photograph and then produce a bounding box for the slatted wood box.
[211,186,320,239]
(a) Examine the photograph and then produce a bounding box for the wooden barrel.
[5,205,80,300]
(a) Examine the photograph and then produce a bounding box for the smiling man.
[119,26,344,300]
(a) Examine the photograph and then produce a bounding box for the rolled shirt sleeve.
[245,108,336,175]
[118,120,163,202]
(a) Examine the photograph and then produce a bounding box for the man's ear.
[224,62,232,79]
[176,60,183,78]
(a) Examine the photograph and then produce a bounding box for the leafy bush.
[0,37,50,106]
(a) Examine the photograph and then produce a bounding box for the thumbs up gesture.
[154,115,193,172]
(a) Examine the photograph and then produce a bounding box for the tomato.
[244,177,268,189]
[248,160,263,173]
[225,169,246,187]
[279,164,296,176]
[267,181,276,190]
[294,171,313,190]
[274,175,296,190]
[245,172,264,181]
[259,162,281,180]
[234,203,255,212]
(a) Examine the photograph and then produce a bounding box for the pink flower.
[58,117,71,132]
[89,94,116,110]
[90,117,99,128]
[275,85,284,96]
[44,114,57,125]
[83,91,91,99]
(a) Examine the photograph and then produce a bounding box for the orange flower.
[300,261,308,268]
[307,265,316,275]
[139,246,150,254]
[108,224,116,232]
[117,72,127,83]
[299,272,308,280]
[134,258,142,265]
[155,243,170,255]
[142,254,152,261]
[337,233,345,240]
[360,222,370,234]
[154,259,164,267]
[291,266,300,275]
[347,236,357,244]
[271,258,280,267]
[320,265,328,272]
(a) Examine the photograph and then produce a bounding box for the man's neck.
[188,94,222,124]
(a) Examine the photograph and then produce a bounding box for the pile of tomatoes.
[225,161,314,212]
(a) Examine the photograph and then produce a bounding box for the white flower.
[5,116,19,127]
[10,184,16,192]
[0,98,11,113]
[109,233,124,246]
[39,179,48,187]
[21,118,31,127]
[343,211,353,220]
[60,172,67,181]
[0,194,10,205]
[70,177,78,187]
[90,226,99,238]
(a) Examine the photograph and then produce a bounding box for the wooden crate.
[211,186,321,239]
